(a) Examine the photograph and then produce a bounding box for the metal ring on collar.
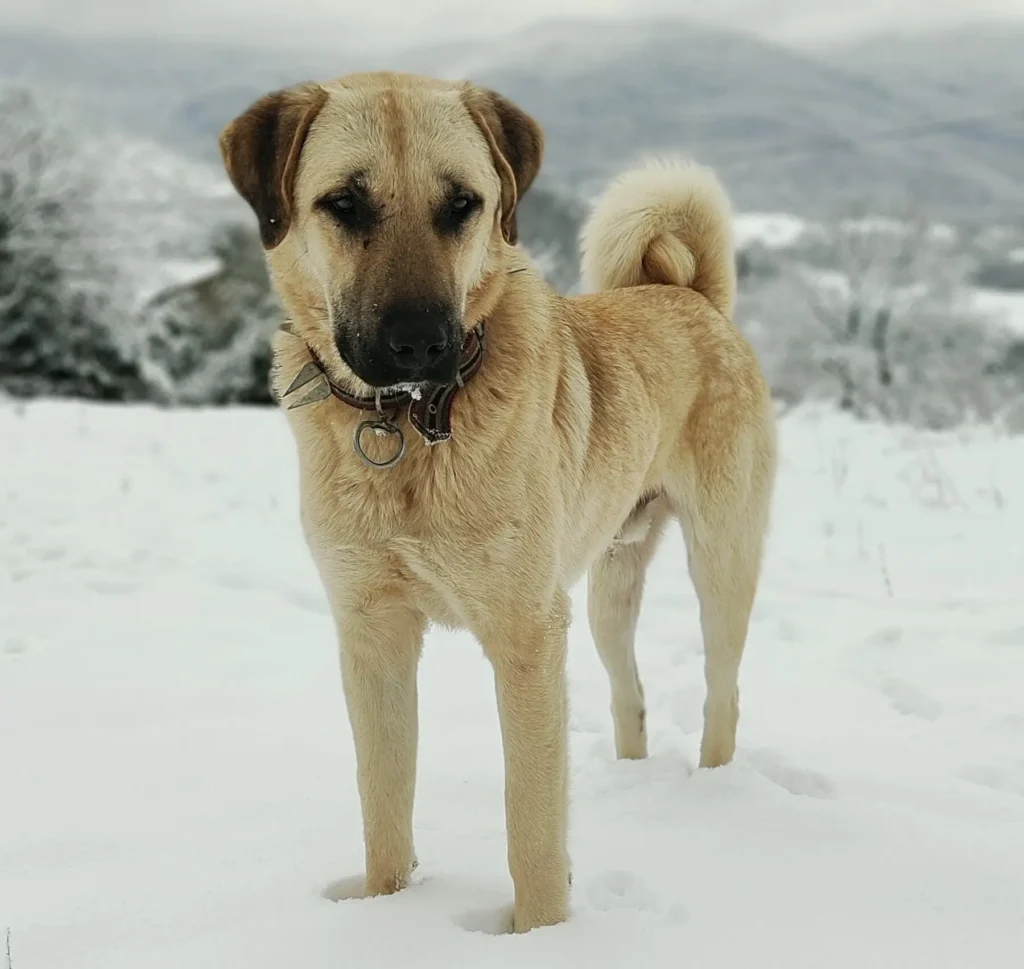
[353,418,406,469]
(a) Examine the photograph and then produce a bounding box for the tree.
[738,205,1020,430]
[0,84,146,400]
[138,222,282,404]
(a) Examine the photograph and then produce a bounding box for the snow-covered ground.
[2,401,1023,968]
[971,288,1024,337]
[733,212,809,250]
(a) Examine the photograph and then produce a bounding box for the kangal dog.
[219,71,776,933]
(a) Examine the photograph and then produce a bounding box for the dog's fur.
[220,71,776,934]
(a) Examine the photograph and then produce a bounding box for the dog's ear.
[463,87,544,245]
[219,83,329,249]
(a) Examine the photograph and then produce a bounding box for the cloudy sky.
[4,0,1024,49]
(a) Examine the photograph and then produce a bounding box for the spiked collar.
[279,322,486,468]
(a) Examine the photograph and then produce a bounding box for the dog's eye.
[436,191,481,235]
[331,193,355,214]
[323,190,377,233]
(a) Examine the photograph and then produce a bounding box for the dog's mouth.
[377,381,429,398]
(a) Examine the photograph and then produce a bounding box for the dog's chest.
[307,480,532,629]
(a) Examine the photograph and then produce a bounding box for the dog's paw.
[322,863,418,902]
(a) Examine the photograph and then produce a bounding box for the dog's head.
[219,72,543,390]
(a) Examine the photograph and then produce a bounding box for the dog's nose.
[380,302,452,373]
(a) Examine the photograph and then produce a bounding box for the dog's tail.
[579,158,735,318]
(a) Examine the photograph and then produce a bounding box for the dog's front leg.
[485,592,571,932]
[336,598,425,896]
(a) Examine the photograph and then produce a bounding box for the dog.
[219,71,776,934]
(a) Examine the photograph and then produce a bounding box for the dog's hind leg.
[587,500,669,760]
[670,422,774,769]
[685,524,759,768]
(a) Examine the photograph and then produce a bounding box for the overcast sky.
[4,0,1024,49]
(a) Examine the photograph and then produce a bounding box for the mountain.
[1,21,1023,220]
[829,25,1024,109]
[824,26,1024,216]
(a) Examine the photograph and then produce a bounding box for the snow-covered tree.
[739,206,1021,430]
[137,223,282,404]
[0,84,145,399]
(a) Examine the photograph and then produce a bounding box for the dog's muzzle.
[339,299,461,388]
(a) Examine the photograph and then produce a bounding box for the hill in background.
[1,20,1022,220]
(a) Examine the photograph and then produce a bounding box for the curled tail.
[579,158,736,318]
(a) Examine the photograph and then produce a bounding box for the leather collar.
[279,322,485,446]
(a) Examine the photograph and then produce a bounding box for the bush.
[138,223,282,404]
[738,211,1022,431]
[0,85,146,400]
[972,259,1024,292]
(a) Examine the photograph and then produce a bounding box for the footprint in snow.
[84,578,139,595]
[987,627,1024,647]
[585,870,687,926]
[215,571,257,591]
[958,765,1024,798]
[880,677,943,721]
[868,626,904,648]
[745,748,836,799]
[586,870,658,913]
[283,588,332,615]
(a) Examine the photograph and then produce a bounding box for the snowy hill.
[2,400,1023,966]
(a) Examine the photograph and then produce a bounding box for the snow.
[132,257,223,311]
[970,288,1024,337]
[2,400,1023,968]
[733,212,808,250]
[85,135,246,313]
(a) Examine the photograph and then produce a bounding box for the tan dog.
[219,71,776,934]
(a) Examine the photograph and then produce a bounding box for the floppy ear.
[218,83,329,249]
[463,86,544,245]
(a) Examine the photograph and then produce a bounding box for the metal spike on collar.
[283,361,324,397]
[286,376,331,409]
